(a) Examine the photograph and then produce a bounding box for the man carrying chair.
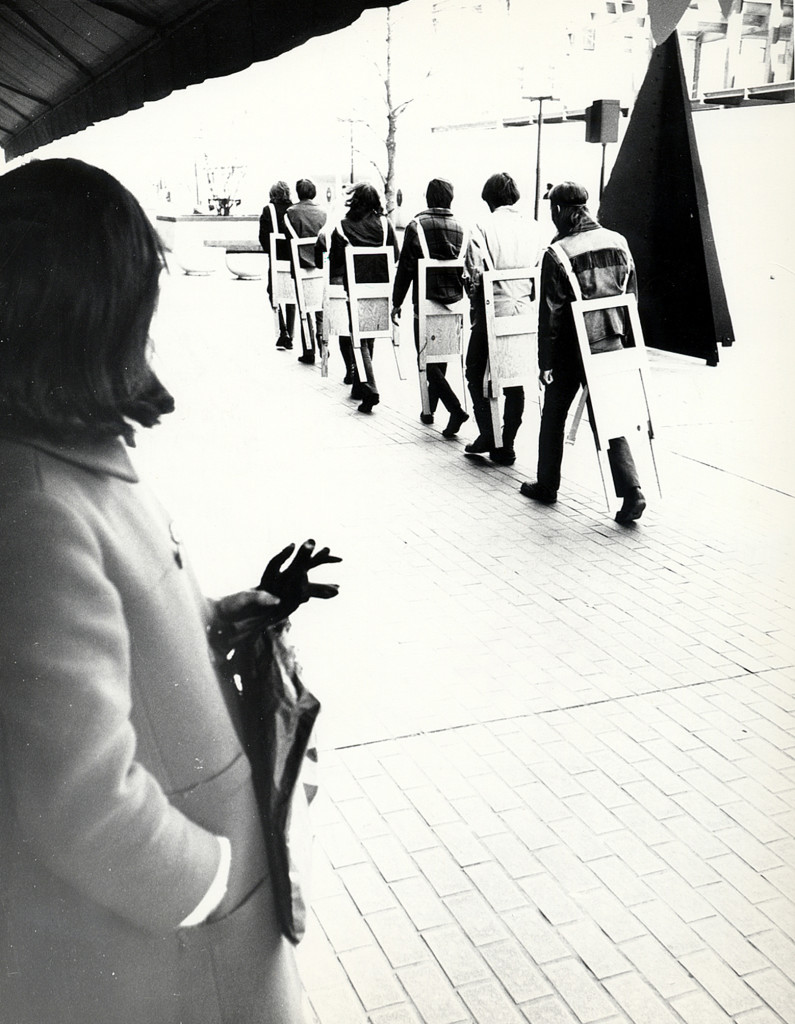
[286,178,328,365]
[520,181,647,524]
[391,178,469,439]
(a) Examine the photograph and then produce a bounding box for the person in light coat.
[0,158,338,1024]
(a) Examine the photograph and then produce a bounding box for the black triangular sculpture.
[598,32,734,365]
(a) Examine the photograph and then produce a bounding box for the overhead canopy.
[0,0,705,161]
[0,0,407,160]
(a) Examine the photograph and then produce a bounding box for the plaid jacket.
[392,208,465,310]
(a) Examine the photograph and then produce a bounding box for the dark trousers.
[340,337,377,392]
[537,363,640,497]
[277,304,296,340]
[413,315,462,415]
[464,306,524,450]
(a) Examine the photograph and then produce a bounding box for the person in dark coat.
[391,177,469,438]
[520,181,646,524]
[0,158,338,1024]
[319,183,400,414]
[286,178,328,364]
[259,180,297,349]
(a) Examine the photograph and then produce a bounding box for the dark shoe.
[357,385,380,414]
[615,488,646,525]
[350,382,366,400]
[298,352,315,364]
[489,447,516,466]
[520,481,557,505]
[420,412,435,425]
[442,408,469,438]
[276,336,293,350]
[464,436,493,456]
[343,369,354,385]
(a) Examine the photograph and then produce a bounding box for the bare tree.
[348,7,429,217]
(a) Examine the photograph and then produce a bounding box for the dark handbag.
[228,621,320,944]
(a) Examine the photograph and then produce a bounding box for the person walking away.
[286,178,328,364]
[463,172,541,465]
[519,181,646,524]
[320,183,400,414]
[391,177,469,439]
[259,180,297,350]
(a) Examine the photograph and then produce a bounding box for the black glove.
[258,539,341,620]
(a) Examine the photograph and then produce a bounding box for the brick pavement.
[138,265,794,1024]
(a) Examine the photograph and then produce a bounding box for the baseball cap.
[545,182,589,206]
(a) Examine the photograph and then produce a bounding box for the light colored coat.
[0,434,302,1024]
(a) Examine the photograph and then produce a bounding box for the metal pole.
[523,95,555,220]
[600,143,607,199]
[350,122,355,184]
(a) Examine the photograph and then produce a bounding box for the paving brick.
[338,797,393,841]
[519,872,583,926]
[339,945,407,1011]
[367,907,432,968]
[368,1005,424,1024]
[733,1009,790,1024]
[618,933,697,999]
[691,916,771,976]
[709,852,781,904]
[423,924,492,986]
[541,958,619,1023]
[680,948,762,1015]
[466,860,529,914]
[518,993,579,1023]
[407,785,461,827]
[654,839,723,887]
[296,916,351,992]
[452,794,509,837]
[669,990,734,1024]
[589,855,655,907]
[744,968,795,1022]
[622,780,682,820]
[722,800,789,844]
[659,814,730,860]
[549,816,612,862]
[319,819,370,869]
[764,864,795,903]
[503,905,574,964]
[557,919,631,979]
[631,900,705,957]
[445,889,510,946]
[391,875,454,931]
[309,983,368,1024]
[701,881,775,935]
[749,930,795,985]
[384,807,441,853]
[501,806,559,852]
[363,835,419,883]
[535,844,601,894]
[483,831,541,880]
[481,938,553,1003]
[313,892,375,952]
[603,972,683,1024]
[517,781,572,823]
[413,846,475,898]
[459,979,527,1024]
[397,961,469,1024]
[574,887,647,943]
[434,820,494,867]
[359,774,413,815]
[339,862,398,915]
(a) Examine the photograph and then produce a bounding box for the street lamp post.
[523,95,555,220]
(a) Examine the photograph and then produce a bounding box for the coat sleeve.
[391,219,418,309]
[538,247,571,372]
[0,492,221,934]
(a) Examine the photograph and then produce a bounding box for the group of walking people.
[261,171,647,526]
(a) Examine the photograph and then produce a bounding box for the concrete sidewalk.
[138,265,794,1024]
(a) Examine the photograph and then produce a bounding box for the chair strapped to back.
[481,265,540,448]
[414,218,468,418]
[265,204,297,336]
[288,233,326,371]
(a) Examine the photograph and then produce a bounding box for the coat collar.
[14,433,139,482]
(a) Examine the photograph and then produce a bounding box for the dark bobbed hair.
[345,183,383,221]
[0,158,173,444]
[296,178,316,200]
[269,180,292,203]
[481,172,520,210]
